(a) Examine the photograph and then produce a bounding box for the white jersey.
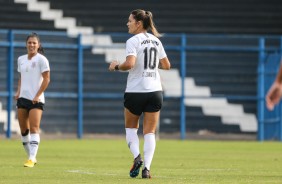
[125,33,167,92]
[17,53,50,103]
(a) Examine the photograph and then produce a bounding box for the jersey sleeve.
[40,56,50,73]
[17,57,21,73]
[126,37,138,57]
[158,41,167,59]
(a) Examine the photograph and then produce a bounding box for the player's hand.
[32,97,40,104]
[14,92,20,100]
[109,60,119,71]
[266,82,282,110]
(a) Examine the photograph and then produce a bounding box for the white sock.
[125,128,140,159]
[29,134,40,162]
[143,133,156,170]
[21,134,30,157]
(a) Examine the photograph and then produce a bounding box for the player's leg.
[142,111,159,178]
[18,108,30,158]
[125,108,140,158]
[124,92,144,160]
[27,108,42,166]
[124,108,143,177]
[141,91,163,178]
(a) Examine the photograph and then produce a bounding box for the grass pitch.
[1,138,282,184]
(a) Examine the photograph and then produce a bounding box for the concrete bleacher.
[1,0,282,134]
[0,0,61,31]
[40,0,282,34]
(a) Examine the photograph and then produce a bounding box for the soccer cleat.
[142,167,152,179]
[24,160,36,168]
[129,154,143,178]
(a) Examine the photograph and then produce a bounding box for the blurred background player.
[14,33,50,167]
[109,9,171,178]
[266,62,282,111]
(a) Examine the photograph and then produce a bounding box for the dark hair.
[131,9,161,37]
[26,32,44,54]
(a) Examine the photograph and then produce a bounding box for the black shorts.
[16,97,44,111]
[124,91,163,116]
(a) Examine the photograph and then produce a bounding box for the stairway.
[38,0,282,34]
[0,102,20,134]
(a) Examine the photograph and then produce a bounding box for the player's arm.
[158,57,171,70]
[117,55,136,71]
[274,64,282,84]
[109,55,136,71]
[14,74,21,100]
[33,71,50,103]
[266,64,282,110]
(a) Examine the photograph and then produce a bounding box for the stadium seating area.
[0,0,59,30]
[1,0,282,134]
[40,0,282,34]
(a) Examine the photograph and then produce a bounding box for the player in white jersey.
[109,9,171,179]
[14,33,50,168]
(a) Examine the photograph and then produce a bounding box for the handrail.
[1,29,282,140]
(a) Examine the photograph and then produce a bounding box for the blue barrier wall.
[260,53,282,141]
[1,29,282,140]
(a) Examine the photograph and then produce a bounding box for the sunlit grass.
[1,139,282,184]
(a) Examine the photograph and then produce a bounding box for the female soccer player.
[15,33,50,167]
[109,9,171,178]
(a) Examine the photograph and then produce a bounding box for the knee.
[30,126,40,134]
[143,128,155,135]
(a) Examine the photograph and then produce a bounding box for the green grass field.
[1,138,282,184]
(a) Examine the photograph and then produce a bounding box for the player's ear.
[137,20,142,27]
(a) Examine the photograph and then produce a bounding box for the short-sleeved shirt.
[125,33,167,93]
[17,53,50,103]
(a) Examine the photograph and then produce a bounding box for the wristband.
[114,65,119,71]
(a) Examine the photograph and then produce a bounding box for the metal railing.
[1,29,282,140]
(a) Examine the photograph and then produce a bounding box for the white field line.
[67,170,116,176]
[66,170,188,180]
[193,168,238,172]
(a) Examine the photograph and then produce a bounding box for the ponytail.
[131,9,162,38]
[38,45,44,54]
[145,11,162,37]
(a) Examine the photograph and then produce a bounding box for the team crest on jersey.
[31,62,36,68]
